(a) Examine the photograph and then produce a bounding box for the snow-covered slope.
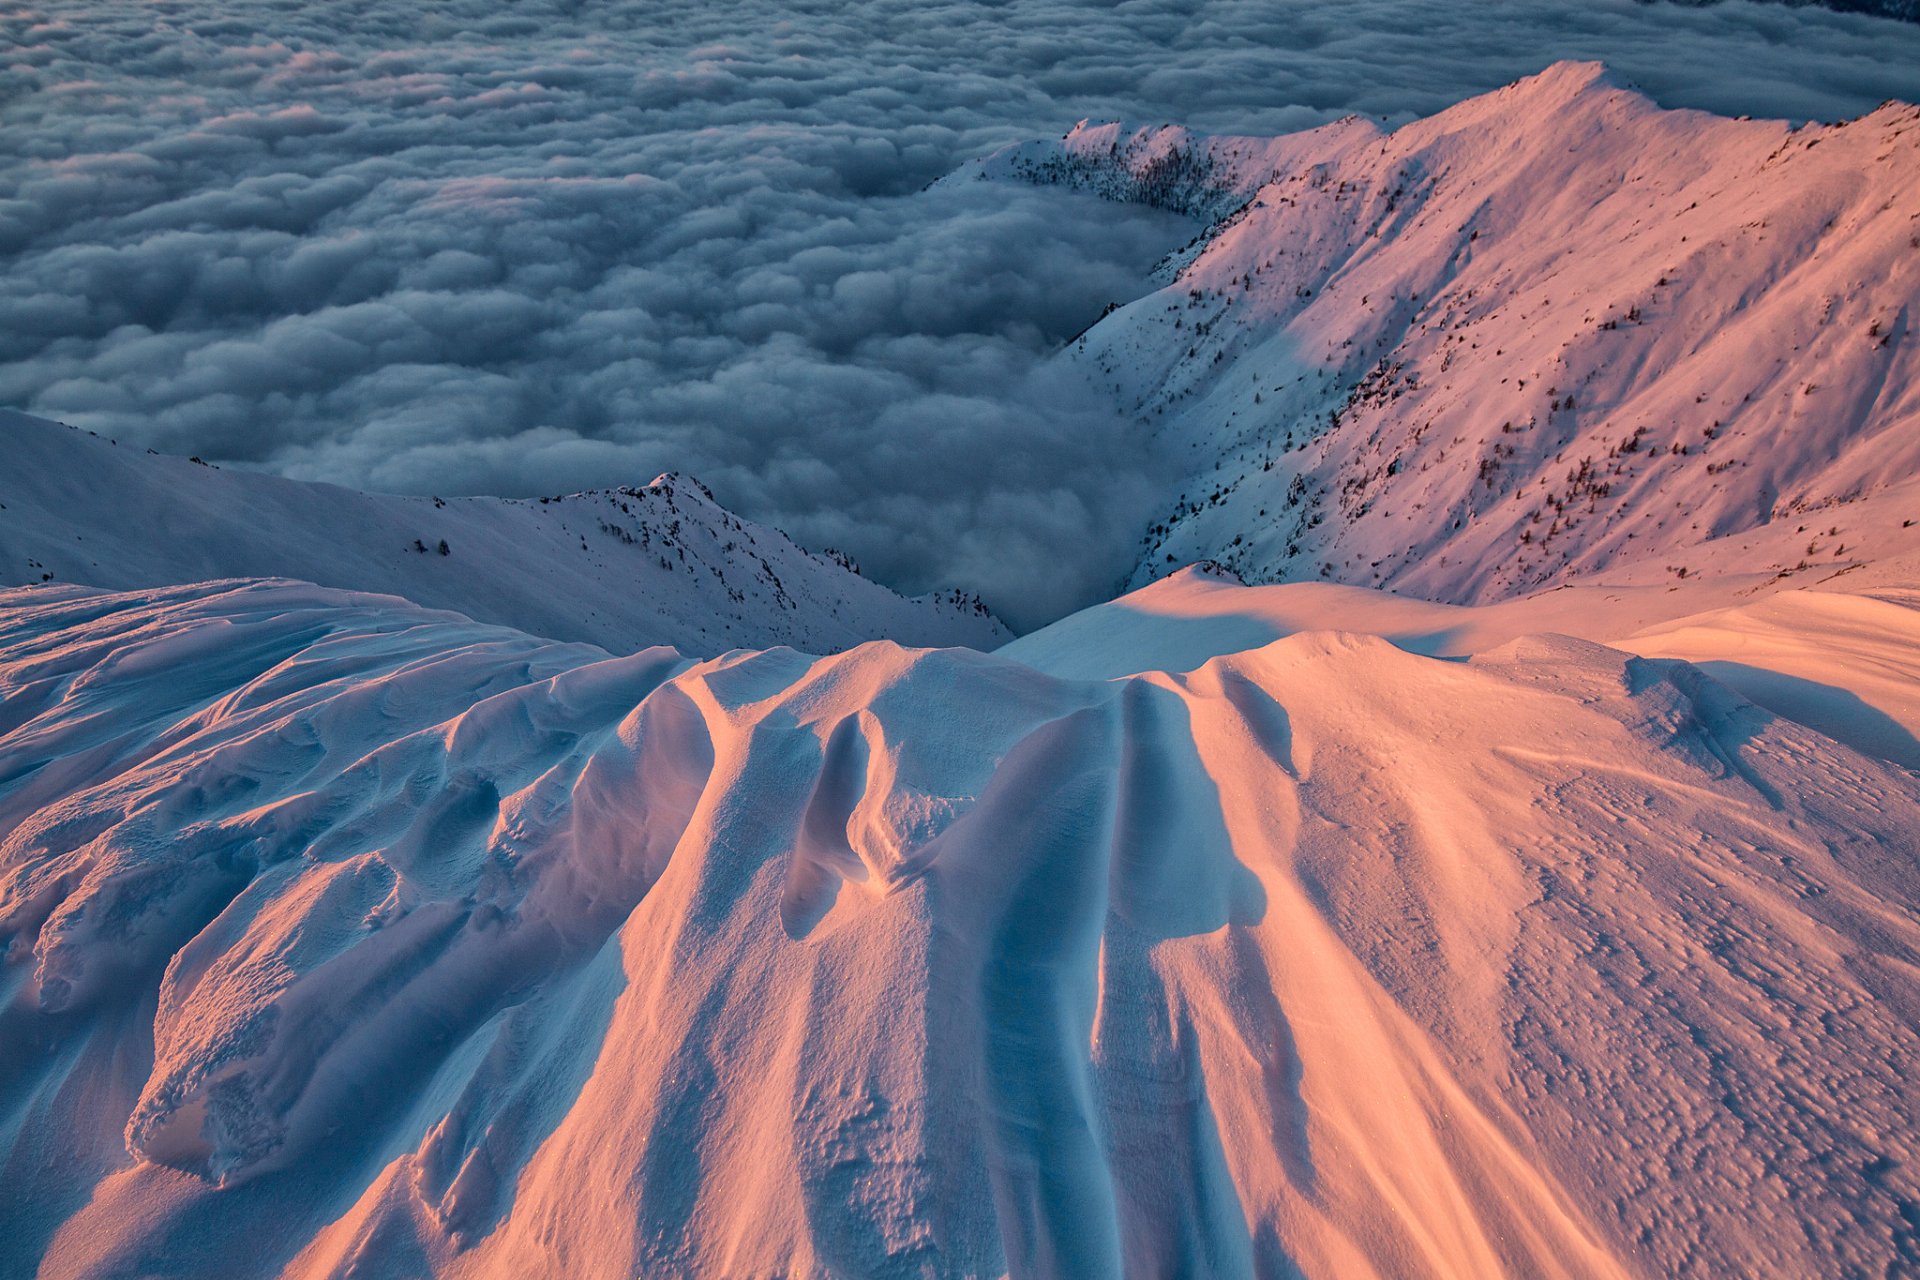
[0,410,1006,655]
[1005,560,1920,770]
[983,62,1920,604]
[4,575,1919,1277]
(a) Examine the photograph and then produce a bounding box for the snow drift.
[3,575,1918,1277]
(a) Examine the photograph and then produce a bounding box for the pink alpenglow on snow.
[3,564,1919,1276]
[975,62,1920,608]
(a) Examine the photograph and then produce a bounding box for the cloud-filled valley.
[7,0,1920,626]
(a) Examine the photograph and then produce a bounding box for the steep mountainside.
[977,62,1920,604]
[2,576,1917,1277]
[0,410,1006,655]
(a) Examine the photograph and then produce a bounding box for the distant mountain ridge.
[0,409,1007,655]
[974,62,1920,606]
[1659,0,1919,26]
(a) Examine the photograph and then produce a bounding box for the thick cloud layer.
[5,0,1919,628]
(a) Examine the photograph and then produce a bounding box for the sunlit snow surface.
[4,574,1918,1277]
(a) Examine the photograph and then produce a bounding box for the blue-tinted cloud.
[4,0,1918,628]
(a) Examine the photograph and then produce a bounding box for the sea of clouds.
[5,0,1919,628]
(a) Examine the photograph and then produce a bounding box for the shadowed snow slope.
[4,577,1918,1277]
[0,410,1007,655]
[976,62,1920,603]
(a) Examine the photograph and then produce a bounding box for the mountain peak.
[1506,58,1623,101]
[999,66,1920,606]
[0,410,1010,654]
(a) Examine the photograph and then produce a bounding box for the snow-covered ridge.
[960,113,1383,287]
[3,575,1918,1275]
[0,409,1008,655]
[986,61,1920,605]
[1006,561,1920,772]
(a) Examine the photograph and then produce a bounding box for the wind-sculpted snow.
[4,578,1920,1277]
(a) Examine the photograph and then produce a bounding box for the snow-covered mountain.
[975,62,1920,605]
[6,61,1920,1280]
[0,409,1006,655]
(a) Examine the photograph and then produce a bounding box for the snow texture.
[3,571,1918,1277]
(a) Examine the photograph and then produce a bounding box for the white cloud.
[4,0,1919,628]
